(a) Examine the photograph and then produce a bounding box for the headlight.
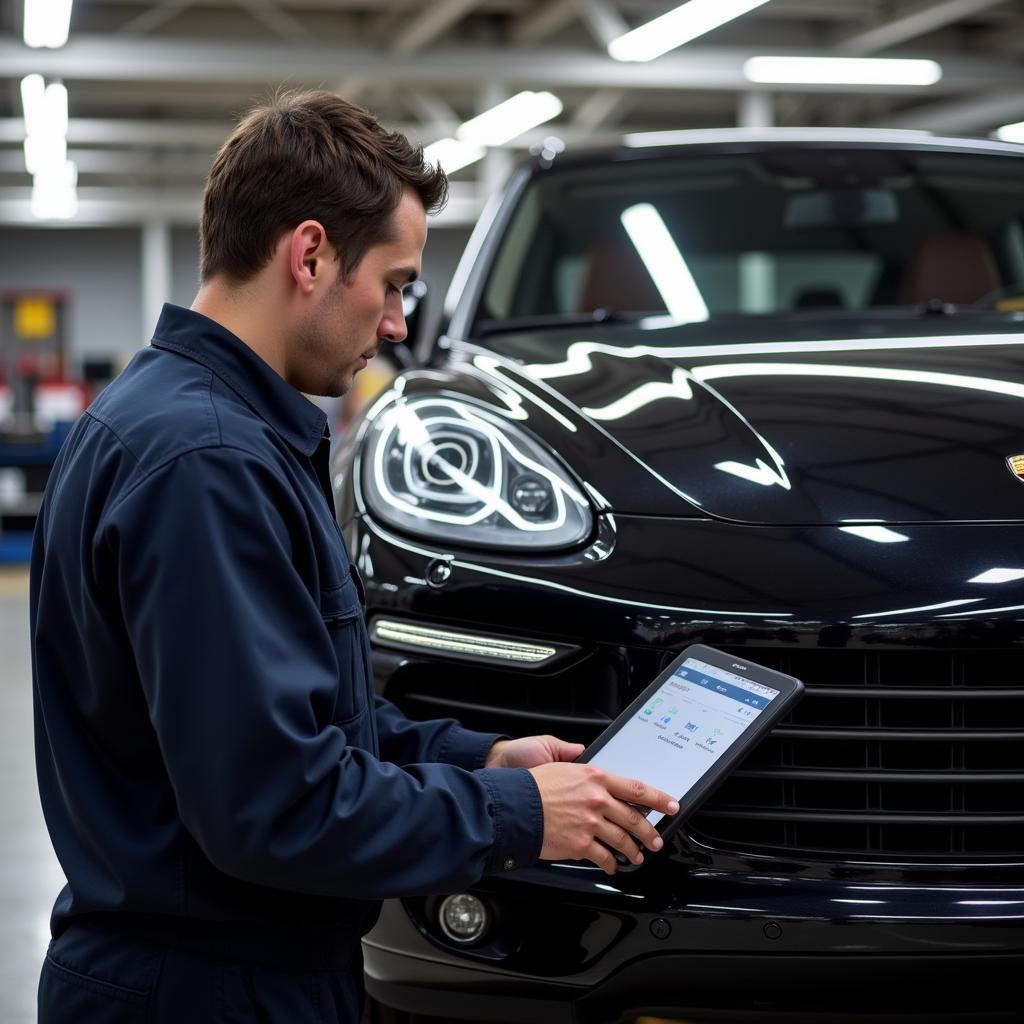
[360,395,593,550]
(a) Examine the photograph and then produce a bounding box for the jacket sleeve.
[99,445,543,899]
[374,695,508,770]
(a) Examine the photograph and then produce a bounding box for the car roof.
[538,127,1024,173]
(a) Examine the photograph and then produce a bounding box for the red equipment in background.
[0,293,88,561]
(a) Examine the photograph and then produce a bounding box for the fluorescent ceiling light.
[44,82,68,138]
[24,0,74,47]
[21,78,68,140]
[23,135,67,177]
[21,77,71,184]
[744,56,943,86]
[968,568,1024,584]
[996,121,1024,144]
[457,91,562,147]
[620,202,709,323]
[610,0,771,63]
[838,525,909,544]
[423,137,485,175]
[31,160,78,220]
[20,75,46,137]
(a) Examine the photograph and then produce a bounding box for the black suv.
[333,130,1024,1024]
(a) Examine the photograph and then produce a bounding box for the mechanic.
[30,91,678,1023]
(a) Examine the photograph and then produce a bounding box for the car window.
[479,148,1024,324]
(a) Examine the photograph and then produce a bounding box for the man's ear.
[288,220,331,295]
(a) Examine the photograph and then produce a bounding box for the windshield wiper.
[474,310,645,338]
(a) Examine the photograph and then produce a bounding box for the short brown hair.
[199,91,448,283]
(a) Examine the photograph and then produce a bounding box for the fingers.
[605,773,679,818]
[593,818,645,867]
[604,799,665,855]
[584,839,621,875]
[597,771,678,856]
[556,739,586,762]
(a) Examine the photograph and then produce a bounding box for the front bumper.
[364,862,1024,1023]
[347,511,1024,1020]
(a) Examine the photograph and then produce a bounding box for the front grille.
[382,642,1024,861]
[689,648,1024,861]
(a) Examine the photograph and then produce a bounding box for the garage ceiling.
[2,0,1023,226]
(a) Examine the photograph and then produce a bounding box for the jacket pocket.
[320,574,367,727]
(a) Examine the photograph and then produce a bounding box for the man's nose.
[379,314,408,344]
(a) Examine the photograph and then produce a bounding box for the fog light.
[438,893,489,944]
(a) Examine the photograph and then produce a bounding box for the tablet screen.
[587,656,781,825]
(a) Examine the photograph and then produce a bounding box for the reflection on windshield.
[480,149,1024,324]
[620,203,709,324]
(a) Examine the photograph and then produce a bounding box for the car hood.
[457,319,1024,525]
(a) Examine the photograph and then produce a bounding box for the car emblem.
[1008,455,1024,482]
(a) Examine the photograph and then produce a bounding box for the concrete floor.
[0,567,65,1024]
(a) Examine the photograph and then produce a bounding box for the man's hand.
[528,762,679,875]
[484,734,585,770]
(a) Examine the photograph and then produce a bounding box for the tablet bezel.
[577,643,805,848]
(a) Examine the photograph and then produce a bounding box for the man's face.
[294,188,427,397]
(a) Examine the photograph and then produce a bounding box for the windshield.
[478,147,1024,327]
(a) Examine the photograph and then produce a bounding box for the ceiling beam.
[0,117,232,146]
[0,148,214,174]
[406,92,460,136]
[234,0,312,42]
[1,35,1017,92]
[836,0,1008,55]
[510,0,577,44]
[115,0,195,35]
[571,88,628,130]
[0,117,634,150]
[573,0,627,49]
[868,89,1024,132]
[0,183,484,227]
[391,0,482,55]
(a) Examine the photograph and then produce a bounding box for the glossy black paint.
[332,134,1024,1022]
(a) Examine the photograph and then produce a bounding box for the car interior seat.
[576,239,665,314]
[901,231,1001,306]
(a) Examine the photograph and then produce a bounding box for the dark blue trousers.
[38,917,364,1023]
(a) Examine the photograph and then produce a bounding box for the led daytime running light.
[372,620,557,664]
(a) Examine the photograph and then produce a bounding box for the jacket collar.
[150,303,328,457]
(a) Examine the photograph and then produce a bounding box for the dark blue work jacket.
[30,303,542,952]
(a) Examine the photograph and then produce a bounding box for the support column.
[141,219,172,343]
[738,91,775,129]
[478,81,514,205]
[737,92,776,312]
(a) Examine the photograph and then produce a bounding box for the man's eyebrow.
[395,266,419,284]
